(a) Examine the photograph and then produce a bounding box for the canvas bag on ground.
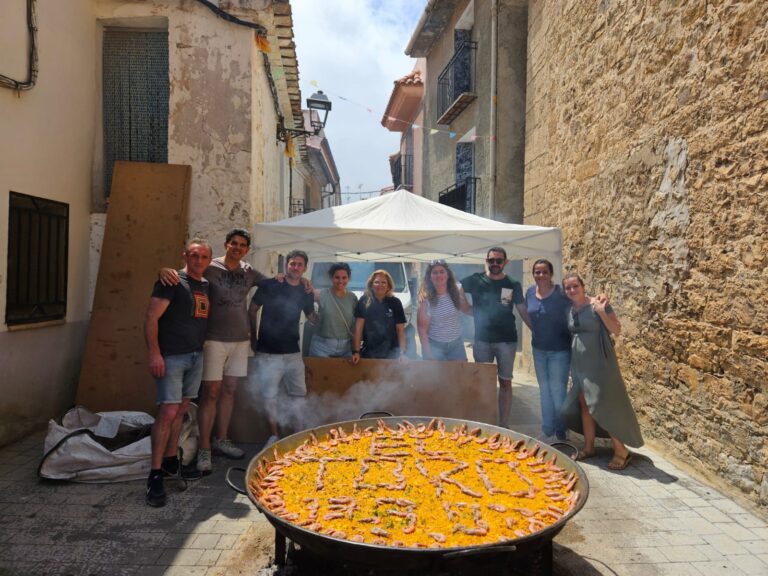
[38,405,198,482]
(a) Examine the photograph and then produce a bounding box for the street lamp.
[276,90,332,142]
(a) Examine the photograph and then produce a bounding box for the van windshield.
[311,262,407,292]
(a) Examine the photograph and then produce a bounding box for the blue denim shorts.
[429,337,467,361]
[473,340,517,380]
[155,351,204,404]
[309,335,352,358]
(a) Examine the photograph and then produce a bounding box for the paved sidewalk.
[0,374,766,575]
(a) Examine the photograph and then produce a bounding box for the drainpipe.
[288,157,293,217]
[488,0,498,219]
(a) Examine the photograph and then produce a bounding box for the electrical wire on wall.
[1,0,38,91]
[192,0,284,128]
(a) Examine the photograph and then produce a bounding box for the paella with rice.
[250,418,580,549]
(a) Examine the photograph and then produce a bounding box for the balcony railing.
[437,41,477,125]
[391,154,414,190]
[290,199,315,217]
[438,177,478,214]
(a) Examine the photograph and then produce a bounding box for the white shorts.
[202,340,250,381]
[248,352,307,398]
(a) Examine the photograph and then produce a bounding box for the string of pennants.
[306,80,486,142]
[255,35,488,143]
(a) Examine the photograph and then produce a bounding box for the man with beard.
[248,250,316,447]
[461,247,531,429]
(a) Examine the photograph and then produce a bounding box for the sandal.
[607,452,633,470]
[575,449,596,461]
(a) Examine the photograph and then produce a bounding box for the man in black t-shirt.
[461,247,531,429]
[248,250,316,446]
[144,239,212,507]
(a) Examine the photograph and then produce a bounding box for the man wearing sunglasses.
[461,247,531,428]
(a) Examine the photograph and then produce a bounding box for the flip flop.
[575,449,596,461]
[607,452,633,470]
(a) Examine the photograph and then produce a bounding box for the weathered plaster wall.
[96,0,286,259]
[0,0,97,445]
[524,0,768,505]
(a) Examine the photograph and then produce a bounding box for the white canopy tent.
[253,189,561,269]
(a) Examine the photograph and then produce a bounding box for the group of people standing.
[143,231,642,508]
[526,260,644,471]
[144,229,314,507]
[307,246,644,474]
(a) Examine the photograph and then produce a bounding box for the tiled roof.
[395,69,423,87]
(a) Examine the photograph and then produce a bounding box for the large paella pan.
[229,416,589,571]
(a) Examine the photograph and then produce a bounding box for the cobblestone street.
[0,374,766,575]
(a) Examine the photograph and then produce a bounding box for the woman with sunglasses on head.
[309,263,358,358]
[351,270,407,364]
[526,259,572,444]
[417,260,471,361]
[561,273,643,470]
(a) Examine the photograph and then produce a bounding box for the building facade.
[382,62,425,196]
[0,0,324,446]
[406,0,527,221]
[290,109,340,216]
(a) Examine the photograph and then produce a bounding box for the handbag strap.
[328,290,352,337]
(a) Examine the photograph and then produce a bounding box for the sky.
[291,0,426,203]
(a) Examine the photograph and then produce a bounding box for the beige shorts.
[202,340,250,381]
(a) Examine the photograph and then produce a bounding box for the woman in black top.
[351,270,407,363]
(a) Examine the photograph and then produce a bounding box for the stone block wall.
[524,0,767,505]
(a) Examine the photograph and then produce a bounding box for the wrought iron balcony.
[438,177,478,214]
[290,199,316,217]
[391,153,414,190]
[437,41,477,125]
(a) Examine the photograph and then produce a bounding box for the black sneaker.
[162,456,203,480]
[146,472,166,507]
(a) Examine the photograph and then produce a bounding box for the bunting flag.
[284,135,295,158]
[255,35,271,53]
[301,82,497,143]
[272,67,285,80]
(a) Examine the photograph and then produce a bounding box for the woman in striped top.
[417,260,471,361]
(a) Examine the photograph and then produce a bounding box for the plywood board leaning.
[76,161,191,413]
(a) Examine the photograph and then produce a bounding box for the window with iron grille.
[6,192,69,326]
[103,29,169,197]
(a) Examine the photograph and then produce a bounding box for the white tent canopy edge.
[252,190,562,269]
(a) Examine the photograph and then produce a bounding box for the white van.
[302,261,415,355]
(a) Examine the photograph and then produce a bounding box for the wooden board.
[229,358,498,443]
[76,161,191,412]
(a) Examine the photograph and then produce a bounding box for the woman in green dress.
[561,273,643,470]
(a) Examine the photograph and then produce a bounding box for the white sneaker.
[212,438,244,460]
[264,435,279,449]
[536,434,556,444]
[196,448,212,474]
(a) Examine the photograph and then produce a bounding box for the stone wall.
[524,0,768,505]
